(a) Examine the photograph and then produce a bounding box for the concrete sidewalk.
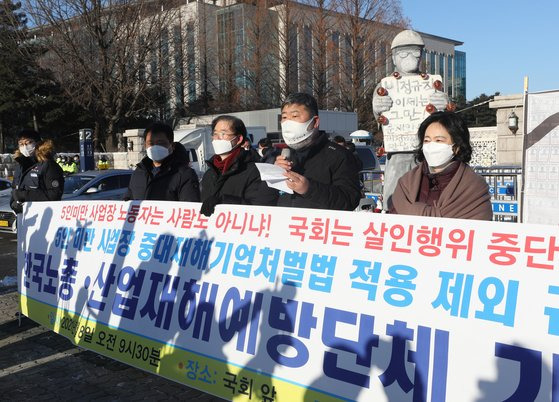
[0,287,221,401]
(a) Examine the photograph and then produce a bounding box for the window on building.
[186,22,196,101]
[344,34,352,87]
[173,25,184,105]
[447,55,453,96]
[379,42,387,78]
[302,25,313,94]
[368,39,375,85]
[288,23,298,93]
[455,51,466,99]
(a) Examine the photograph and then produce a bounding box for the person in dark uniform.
[345,141,364,171]
[257,138,279,164]
[11,129,64,214]
[124,122,200,202]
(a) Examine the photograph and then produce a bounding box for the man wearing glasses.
[200,115,278,216]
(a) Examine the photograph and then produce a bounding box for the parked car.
[354,145,380,171]
[0,197,16,233]
[62,170,132,201]
[0,169,132,234]
[354,145,383,195]
[0,178,12,198]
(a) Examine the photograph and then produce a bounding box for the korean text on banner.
[17,200,559,401]
[522,90,559,225]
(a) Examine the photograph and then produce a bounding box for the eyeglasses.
[396,49,421,58]
[212,131,237,140]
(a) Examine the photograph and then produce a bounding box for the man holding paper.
[274,93,361,210]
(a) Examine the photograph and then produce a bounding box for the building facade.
[421,33,466,100]
[154,0,467,116]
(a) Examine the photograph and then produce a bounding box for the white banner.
[523,90,559,224]
[18,201,559,401]
[380,74,443,152]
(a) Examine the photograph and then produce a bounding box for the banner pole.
[519,76,529,223]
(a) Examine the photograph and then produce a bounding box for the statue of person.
[372,29,451,211]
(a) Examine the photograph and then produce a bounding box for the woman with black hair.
[391,111,492,220]
[200,115,278,216]
[11,129,64,214]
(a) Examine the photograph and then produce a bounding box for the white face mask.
[146,145,170,162]
[281,117,316,150]
[19,144,36,157]
[257,148,264,157]
[422,142,455,168]
[393,46,422,74]
[212,138,239,155]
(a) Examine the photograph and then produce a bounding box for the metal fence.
[473,166,522,222]
[358,166,523,222]
[360,169,384,195]
[358,169,384,211]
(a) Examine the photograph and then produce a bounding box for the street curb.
[0,285,17,295]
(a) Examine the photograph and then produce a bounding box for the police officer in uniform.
[67,155,79,174]
[97,155,109,170]
[11,129,64,214]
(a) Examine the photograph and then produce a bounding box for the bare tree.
[170,1,219,122]
[271,0,299,101]
[241,1,279,109]
[21,0,178,150]
[192,2,219,116]
[214,4,240,112]
[297,0,338,109]
[335,0,407,123]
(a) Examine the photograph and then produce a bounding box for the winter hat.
[17,129,41,143]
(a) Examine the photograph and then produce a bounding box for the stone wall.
[489,94,524,166]
[469,127,498,167]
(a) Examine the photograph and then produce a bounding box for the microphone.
[281,147,291,161]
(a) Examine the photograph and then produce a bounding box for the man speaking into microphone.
[274,93,361,210]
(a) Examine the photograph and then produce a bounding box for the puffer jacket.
[277,133,361,210]
[201,149,278,208]
[11,140,64,214]
[124,142,200,202]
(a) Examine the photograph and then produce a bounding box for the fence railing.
[358,166,523,222]
[474,166,521,222]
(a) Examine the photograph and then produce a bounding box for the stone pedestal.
[123,129,145,169]
[489,95,524,166]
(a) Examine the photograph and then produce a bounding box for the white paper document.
[254,163,293,194]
